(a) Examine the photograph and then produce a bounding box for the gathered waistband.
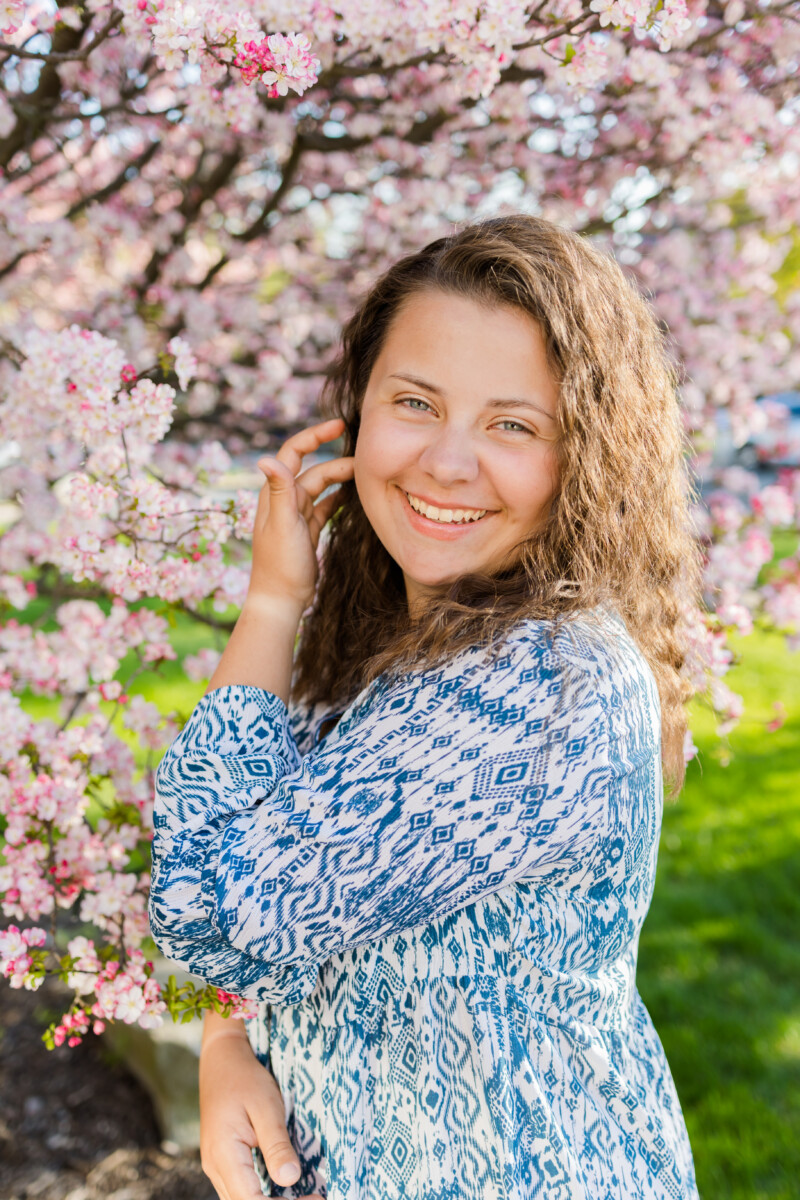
[302,936,638,1036]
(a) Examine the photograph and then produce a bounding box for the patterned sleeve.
[148,622,659,1003]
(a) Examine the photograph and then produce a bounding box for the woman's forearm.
[205,594,303,703]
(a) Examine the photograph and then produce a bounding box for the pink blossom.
[234,31,320,95]
[711,678,745,737]
[122,694,178,749]
[657,0,692,50]
[766,701,787,733]
[0,925,48,989]
[707,491,747,536]
[184,647,222,682]
[0,0,23,34]
[716,602,754,637]
[561,38,609,94]
[167,336,198,391]
[751,485,795,528]
[764,581,800,633]
[215,989,259,1019]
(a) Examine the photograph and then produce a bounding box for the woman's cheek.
[356,415,419,482]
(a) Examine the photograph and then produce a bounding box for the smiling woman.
[299,218,698,795]
[353,292,561,614]
[148,214,704,1200]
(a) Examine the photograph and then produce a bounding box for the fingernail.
[277,1162,301,1185]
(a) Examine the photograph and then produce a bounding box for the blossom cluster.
[234,32,320,96]
[0,325,267,1043]
[0,925,255,1046]
[0,327,252,610]
[0,0,702,116]
[0,924,46,988]
[1,0,321,98]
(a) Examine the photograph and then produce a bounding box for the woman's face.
[354,289,561,617]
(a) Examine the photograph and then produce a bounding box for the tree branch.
[135,145,242,298]
[0,10,123,64]
[0,19,87,168]
[66,137,162,218]
[179,603,236,631]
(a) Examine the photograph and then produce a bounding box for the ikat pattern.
[149,606,698,1199]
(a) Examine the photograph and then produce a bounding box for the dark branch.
[179,603,236,631]
[0,10,123,64]
[0,16,87,169]
[135,146,242,298]
[67,137,162,218]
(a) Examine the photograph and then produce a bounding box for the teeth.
[404,492,487,523]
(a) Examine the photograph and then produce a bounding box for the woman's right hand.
[199,1012,323,1200]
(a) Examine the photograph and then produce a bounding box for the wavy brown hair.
[290,215,702,797]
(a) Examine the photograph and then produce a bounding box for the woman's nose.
[415,426,481,484]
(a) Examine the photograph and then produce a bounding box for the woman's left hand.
[199,1018,324,1200]
[249,417,354,614]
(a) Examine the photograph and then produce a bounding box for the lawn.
[638,628,800,1200]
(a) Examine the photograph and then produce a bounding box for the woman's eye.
[495,420,534,435]
[397,397,433,412]
[395,399,534,436]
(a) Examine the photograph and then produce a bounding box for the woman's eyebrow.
[388,372,556,421]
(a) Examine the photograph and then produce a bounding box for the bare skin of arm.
[197,420,353,1199]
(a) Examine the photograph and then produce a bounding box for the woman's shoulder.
[507,605,661,736]
[510,604,650,679]
[287,605,659,752]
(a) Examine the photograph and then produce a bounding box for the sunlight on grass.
[639,628,800,1199]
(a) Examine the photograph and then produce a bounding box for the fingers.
[249,1070,304,1190]
[257,456,297,494]
[254,457,300,533]
[295,455,355,505]
[308,485,347,542]
[256,455,354,534]
[202,1134,268,1200]
[275,417,346,477]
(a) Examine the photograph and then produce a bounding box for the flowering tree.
[1,0,799,1044]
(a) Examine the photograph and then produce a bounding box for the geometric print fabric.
[149,604,698,1198]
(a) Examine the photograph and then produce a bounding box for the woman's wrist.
[201,1008,251,1055]
[242,590,306,626]
[205,590,302,701]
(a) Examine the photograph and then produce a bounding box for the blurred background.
[1,2,800,1198]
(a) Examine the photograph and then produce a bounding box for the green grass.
[638,629,800,1199]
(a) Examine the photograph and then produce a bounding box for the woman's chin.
[402,566,470,601]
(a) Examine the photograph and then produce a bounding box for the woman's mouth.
[397,487,493,539]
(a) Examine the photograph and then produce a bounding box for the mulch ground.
[0,976,217,1200]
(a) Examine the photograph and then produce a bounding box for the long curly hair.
[291,215,702,797]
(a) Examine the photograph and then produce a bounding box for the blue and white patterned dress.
[149,605,698,1199]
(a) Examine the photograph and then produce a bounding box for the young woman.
[149,215,702,1200]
